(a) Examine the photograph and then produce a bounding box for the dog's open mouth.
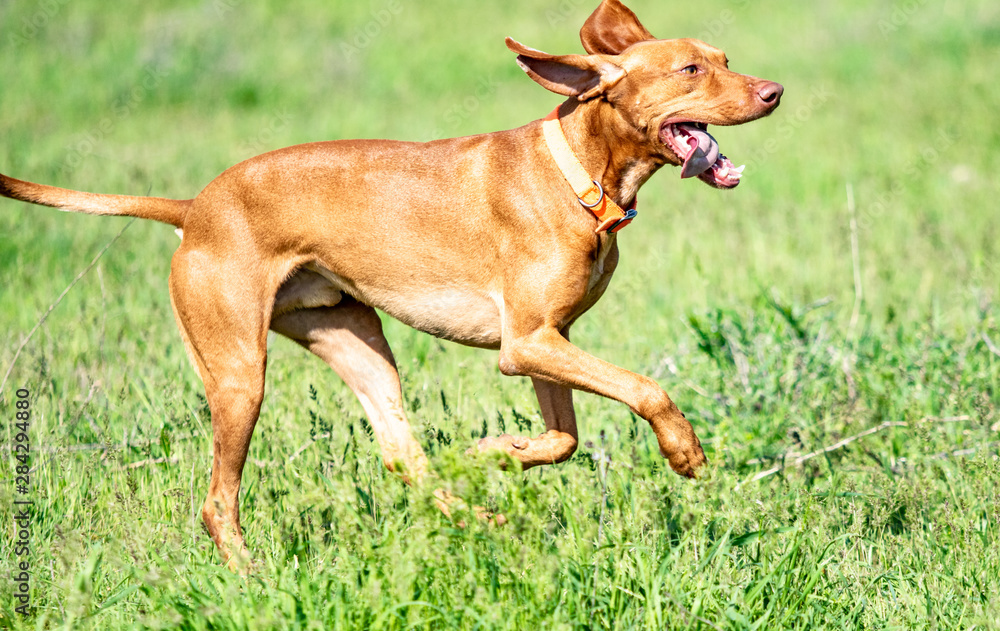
[660,122,744,189]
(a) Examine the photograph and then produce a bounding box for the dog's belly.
[377,287,504,348]
[291,264,503,349]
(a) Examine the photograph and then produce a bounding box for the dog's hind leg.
[269,299,430,484]
[169,245,281,572]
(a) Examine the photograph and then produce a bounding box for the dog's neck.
[555,98,667,208]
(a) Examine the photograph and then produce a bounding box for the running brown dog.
[0,0,781,570]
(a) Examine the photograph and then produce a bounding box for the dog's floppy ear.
[580,0,655,55]
[506,37,625,101]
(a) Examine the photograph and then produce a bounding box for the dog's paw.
[470,433,528,456]
[432,488,507,527]
[662,436,706,478]
[480,433,529,452]
[468,434,534,471]
[224,546,260,576]
[652,417,706,478]
[479,509,508,528]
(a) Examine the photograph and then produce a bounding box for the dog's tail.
[0,173,191,228]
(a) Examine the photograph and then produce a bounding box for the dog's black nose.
[757,81,783,106]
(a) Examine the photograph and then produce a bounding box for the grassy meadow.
[1,0,999,628]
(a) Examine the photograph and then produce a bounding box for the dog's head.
[508,0,782,188]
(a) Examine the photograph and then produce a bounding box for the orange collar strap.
[542,107,637,234]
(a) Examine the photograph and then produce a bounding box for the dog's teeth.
[718,166,730,179]
[733,165,746,174]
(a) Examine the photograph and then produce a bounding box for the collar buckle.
[606,207,638,233]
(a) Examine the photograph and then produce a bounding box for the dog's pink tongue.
[678,125,720,179]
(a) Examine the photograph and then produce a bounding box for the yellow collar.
[541,107,637,234]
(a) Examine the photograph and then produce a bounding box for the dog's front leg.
[498,326,705,477]
[475,377,579,469]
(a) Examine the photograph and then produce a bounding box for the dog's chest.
[586,232,617,293]
[561,233,620,326]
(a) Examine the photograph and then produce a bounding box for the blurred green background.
[1,0,998,629]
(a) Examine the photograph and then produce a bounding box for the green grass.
[1,0,999,628]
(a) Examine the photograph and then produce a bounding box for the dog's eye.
[681,65,699,75]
